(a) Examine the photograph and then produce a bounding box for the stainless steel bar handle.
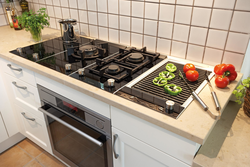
[211,92,221,111]
[7,64,22,72]
[12,82,27,90]
[191,92,209,111]
[113,134,119,159]
[21,112,35,121]
[39,107,103,147]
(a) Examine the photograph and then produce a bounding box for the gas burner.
[106,65,121,75]
[127,53,144,63]
[80,45,98,58]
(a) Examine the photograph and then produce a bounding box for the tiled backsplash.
[0,0,250,71]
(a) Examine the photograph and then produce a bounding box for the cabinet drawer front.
[15,105,52,153]
[5,74,42,117]
[112,128,190,167]
[111,107,197,165]
[0,58,36,87]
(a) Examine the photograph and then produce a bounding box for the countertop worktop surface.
[193,102,250,167]
[0,26,243,146]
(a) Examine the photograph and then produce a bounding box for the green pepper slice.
[159,71,175,80]
[164,84,182,96]
[153,77,168,86]
[166,63,177,72]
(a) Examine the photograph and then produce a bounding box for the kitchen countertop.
[193,102,250,167]
[0,26,243,145]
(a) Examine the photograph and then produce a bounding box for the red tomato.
[186,70,199,82]
[183,63,195,73]
[215,76,229,88]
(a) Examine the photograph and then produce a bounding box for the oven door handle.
[38,107,103,147]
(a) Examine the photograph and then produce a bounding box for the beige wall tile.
[191,8,211,27]
[144,35,157,52]
[175,6,192,24]
[235,0,250,11]
[173,24,190,42]
[159,4,175,22]
[157,38,171,55]
[194,0,213,7]
[186,44,204,63]
[210,9,233,30]
[225,32,250,53]
[189,27,208,45]
[222,52,244,71]
[230,11,250,33]
[206,29,227,49]
[203,48,223,66]
[171,41,187,58]
[214,0,236,9]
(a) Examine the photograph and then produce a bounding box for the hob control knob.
[166,100,175,113]
[107,79,115,87]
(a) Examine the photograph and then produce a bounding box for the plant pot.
[243,88,250,117]
[30,28,42,42]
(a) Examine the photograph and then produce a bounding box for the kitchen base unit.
[111,106,200,167]
[112,128,190,167]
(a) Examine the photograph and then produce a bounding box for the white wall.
[240,39,250,79]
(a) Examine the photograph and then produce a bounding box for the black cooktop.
[10,36,163,93]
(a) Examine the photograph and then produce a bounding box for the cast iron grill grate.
[132,61,210,105]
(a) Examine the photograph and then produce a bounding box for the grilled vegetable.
[166,63,177,72]
[159,71,175,80]
[153,77,168,86]
[164,84,182,96]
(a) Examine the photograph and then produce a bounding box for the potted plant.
[18,8,50,42]
[233,77,250,117]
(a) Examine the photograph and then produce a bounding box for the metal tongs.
[205,71,221,111]
[179,70,221,120]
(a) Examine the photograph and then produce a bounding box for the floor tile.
[25,159,43,167]
[36,152,66,167]
[0,145,32,167]
[18,139,44,158]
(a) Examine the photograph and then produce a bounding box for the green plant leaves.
[233,77,250,105]
[17,8,50,33]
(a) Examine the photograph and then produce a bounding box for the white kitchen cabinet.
[112,127,190,167]
[0,113,8,143]
[111,106,198,166]
[14,104,52,154]
[3,73,41,113]
[0,58,36,87]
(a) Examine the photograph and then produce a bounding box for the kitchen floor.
[0,138,66,167]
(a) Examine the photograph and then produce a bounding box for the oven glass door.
[40,104,108,167]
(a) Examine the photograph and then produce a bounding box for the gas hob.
[10,36,213,119]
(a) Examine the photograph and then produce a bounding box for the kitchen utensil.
[58,19,77,43]
[179,70,221,120]
[205,71,221,111]
[179,70,208,111]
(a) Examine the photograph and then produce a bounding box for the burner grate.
[132,61,210,105]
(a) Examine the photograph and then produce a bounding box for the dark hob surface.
[10,37,163,94]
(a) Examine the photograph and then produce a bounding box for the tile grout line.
[169,0,177,56]
[220,0,238,64]
[142,1,145,48]
[201,0,216,63]
[154,1,161,52]
[184,0,195,60]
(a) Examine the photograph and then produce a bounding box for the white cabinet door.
[14,104,52,154]
[112,128,190,167]
[0,113,8,143]
[3,73,41,111]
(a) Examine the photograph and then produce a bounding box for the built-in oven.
[37,85,113,167]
